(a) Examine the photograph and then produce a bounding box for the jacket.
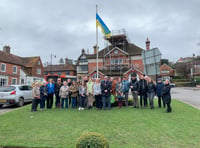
[162,84,171,104]
[79,86,87,97]
[47,83,55,94]
[68,84,78,98]
[147,82,156,93]
[156,82,164,97]
[93,83,101,96]
[32,86,40,99]
[138,79,148,94]
[54,83,63,95]
[40,85,47,99]
[122,80,130,93]
[116,81,125,98]
[101,80,111,97]
[59,85,69,98]
[87,81,93,95]
[130,79,139,92]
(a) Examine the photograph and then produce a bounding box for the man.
[54,78,63,108]
[156,78,165,108]
[101,76,111,110]
[122,76,130,107]
[67,78,72,106]
[138,74,148,108]
[130,73,139,108]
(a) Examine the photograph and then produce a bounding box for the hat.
[131,72,137,77]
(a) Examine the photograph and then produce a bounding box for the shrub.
[76,132,109,148]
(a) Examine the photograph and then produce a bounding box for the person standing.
[130,73,139,108]
[138,75,148,108]
[116,77,124,108]
[40,81,47,111]
[93,78,102,110]
[122,76,130,107]
[54,78,63,108]
[156,78,165,108]
[59,81,69,109]
[69,80,78,108]
[101,76,111,110]
[110,77,117,105]
[162,79,172,113]
[47,79,55,109]
[79,81,87,110]
[87,78,94,109]
[31,82,40,112]
[67,79,72,106]
[147,78,156,109]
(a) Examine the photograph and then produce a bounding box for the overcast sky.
[0,0,200,65]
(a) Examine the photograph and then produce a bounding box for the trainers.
[81,108,84,110]
[78,107,81,110]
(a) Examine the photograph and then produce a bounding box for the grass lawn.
[0,99,200,148]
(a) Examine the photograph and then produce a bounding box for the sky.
[0,0,200,65]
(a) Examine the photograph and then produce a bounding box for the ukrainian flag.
[96,13,111,37]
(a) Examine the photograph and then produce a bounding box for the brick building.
[44,58,76,82]
[0,45,44,86]
[159,63,175,80]
[77,32,146,80]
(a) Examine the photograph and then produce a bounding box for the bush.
[76,132,109,148]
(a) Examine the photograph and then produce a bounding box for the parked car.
[0,85,33,107]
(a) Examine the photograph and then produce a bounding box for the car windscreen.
[0,86,16,92]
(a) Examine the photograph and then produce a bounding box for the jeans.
[71,97,76,108]
[132,91,139,107]
[95,95,102,109]
[55,93,60,108]
[80,96,86,108]
[158,96,165,107]
[124,92,129,106]
[40,98,46,109]
[47,93,54,109]
[102,95,111,109]
[61,98,68,109]
[140,93,147,107]
[148,92,155,109]
[31,98,40,112]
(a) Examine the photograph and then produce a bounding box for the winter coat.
[162,84,171,104]
[138,79,148,94]
[122,80,130,93]
[101,80,111,97]
[148,82,156,93]
[68,84,78,98]
[59,85,69,98]
[93,83,101,96]
[130,79,139,92]
[47,83,55,94]
[87,81,93,95]
[40,85,48,99]
[79,86,87,97]
[111,80,117,95]
[32,86,40,99]
[54,83,63,95]
[156,82,164,97]
[116,81,125,98]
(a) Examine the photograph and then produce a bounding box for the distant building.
[0,45,44,86]
[159,63,175,80]
[76,31,145,80]
[44,58,76,82]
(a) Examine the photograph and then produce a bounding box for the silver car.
[0,85,33,107]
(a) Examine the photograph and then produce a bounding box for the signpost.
[142,48,162,80]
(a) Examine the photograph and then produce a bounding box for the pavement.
[171,87,200,109]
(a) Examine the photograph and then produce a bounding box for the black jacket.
[162,84,171,104]
[40,85,48,99]
[147,82,156,93]
[54,83,63,95]
[138,79,148,94]
[101,80,111,97]
[130,79,139,92]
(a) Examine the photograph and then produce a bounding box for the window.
[50,72,54,74]
[37,68,41,75]
[92,73,100,79]
[44,71,48,75]
[11,78,17,85]
[21,78,25,84]
[57,72,61,76]
[0,77,8,86]
[66,71,70,75]
[110,59,123,65]
[78,65,88,72]
[13,66,17,74]
[161,70,170,74]
[79,59,88,63]
[1,63,6,72]
[38,61,40,65]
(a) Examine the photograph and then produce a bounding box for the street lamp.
[50,53,56,73]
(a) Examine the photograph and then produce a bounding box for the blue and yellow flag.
[96,13,111,37]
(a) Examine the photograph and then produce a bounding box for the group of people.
[31,74,172,113]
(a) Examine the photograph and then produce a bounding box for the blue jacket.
[47,83,55,94]
[156,82,164,97]
[122,80,130,93]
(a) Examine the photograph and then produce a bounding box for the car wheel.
[18,98,24,107]
[0,104,3,108]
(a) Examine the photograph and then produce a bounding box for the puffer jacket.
[59,85,69,98]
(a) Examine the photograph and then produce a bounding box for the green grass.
[0,100,200,148]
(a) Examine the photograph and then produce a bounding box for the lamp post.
[50,53,56,73]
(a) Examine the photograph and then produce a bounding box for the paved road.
[172,87,200,109]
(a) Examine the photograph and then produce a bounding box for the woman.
[162,79,172,113]
[147,78,156,109]
[79,81,87,110]
[68,80,78,108]
[31,82,40,112]
[156,78,165,108]
[40,81,47,110]
[59,81,69,109]
[47,79,55,109]
[93,78,102,110]
[116,77,124,108]
[87,78,94,109]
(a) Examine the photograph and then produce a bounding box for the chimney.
[82,48,85,54]
[3,45,11,53]
[145,38,150,50]
[93,45,99,54]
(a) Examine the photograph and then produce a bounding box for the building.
[159,63,175,80]
[44,58,76,82]
[0,45,44,86]
[76,31,146,80]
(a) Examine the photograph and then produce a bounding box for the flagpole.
[96,4,99,78]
